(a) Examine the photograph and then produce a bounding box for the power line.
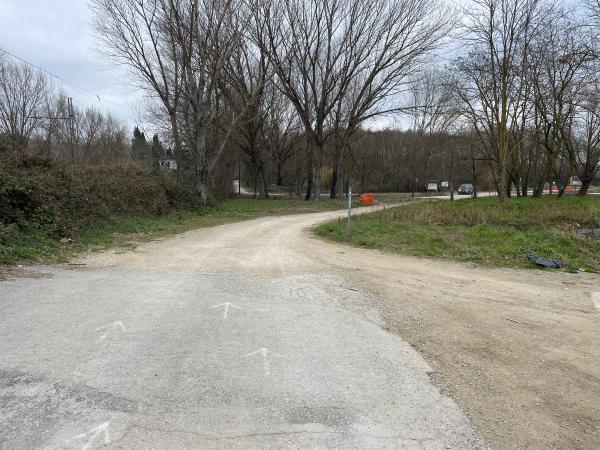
[0,46,132,118]
[0,47,99,104]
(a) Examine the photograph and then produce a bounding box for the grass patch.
[315,196,600,271]
[1,197,361,265]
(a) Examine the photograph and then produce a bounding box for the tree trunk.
[276,160,283,186]
[577,178,592,196]
[471,158,478,198]
[260,165,269,198]
[305,158,313,201]
[557,171,570,197]
[512,174,521,197]
[330,164,339,199]
[195,169,209,205]
[170,113,186,184]
[187,78,209,204]
[253,163,258,197]
[498,159,508,202]
[330,142,348,199]
[312,145,323,201]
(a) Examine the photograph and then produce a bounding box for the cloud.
[0,0,140,128]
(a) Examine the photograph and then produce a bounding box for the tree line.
[0,53,130,165]
[449,0,600,198]
[2,0,600,201]
[88,0,451,202]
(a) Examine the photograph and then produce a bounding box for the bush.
[0,158,201,239]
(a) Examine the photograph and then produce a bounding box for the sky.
[0,0,426,133]
[0,0,141,129]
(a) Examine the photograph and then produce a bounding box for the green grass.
[0,197,365,265]
[315,196,600,272]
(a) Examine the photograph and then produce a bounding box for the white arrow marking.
[592,292,600,311]
[245,347,282,377]
[75,422,110,450]
[211,302,241,319]
[95,321,126,341]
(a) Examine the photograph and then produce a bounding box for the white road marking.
[95,321,126,341]
[211,302,241,319]
[75,422,110,450]
[592,292,600,311]
[245,347,282,377]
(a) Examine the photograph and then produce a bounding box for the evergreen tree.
[131,126,149,164]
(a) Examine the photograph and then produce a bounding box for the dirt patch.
[349,262,600,449]
[0,266,53,282]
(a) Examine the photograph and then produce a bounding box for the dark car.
[457,183,474,196]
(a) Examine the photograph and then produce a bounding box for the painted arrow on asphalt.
[95,321,126,341]
[212,302,241,319]
[245,347,282,377]
[75,421,110,450]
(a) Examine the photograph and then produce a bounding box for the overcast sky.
[0,0,420,133]
[0,0,140,128]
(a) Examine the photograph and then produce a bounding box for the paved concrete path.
[1,209,485,449]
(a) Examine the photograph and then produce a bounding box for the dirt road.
[1,207,483,449]
[2,207,599,448]
[83,206,600,449]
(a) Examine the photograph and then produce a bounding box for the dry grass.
[316,196,600,271]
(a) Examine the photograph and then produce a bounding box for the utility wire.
[0,46,132,118]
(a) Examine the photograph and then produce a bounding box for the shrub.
[0,158,201,238]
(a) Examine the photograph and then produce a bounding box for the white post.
[347,186,352,226]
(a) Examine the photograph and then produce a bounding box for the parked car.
[457,183,474,195]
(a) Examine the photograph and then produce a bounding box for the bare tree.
[407,69,459,134]
[527,9,594,196]
[453,0,545,201]
[253,0,451,199]
[90,0,185,174]
[219,39,272,197]
[252,0,356,199]
[406,69,462,198]
[326,1,453,198]
[92,0,257,202]
[0,53,49,153]
[574,77,600,195]
[263,88,302,191]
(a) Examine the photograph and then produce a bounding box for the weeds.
[316,196,600,271]
[1,196,359,265]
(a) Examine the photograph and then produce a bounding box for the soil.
[0,265,53,281]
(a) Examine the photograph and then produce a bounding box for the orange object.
[359,192,375,205]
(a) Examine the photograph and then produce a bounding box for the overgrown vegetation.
[316,197,600,271]
[1,157,199,233]
[0,158,357,265]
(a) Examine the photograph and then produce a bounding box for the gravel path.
[1,207,484,449]
[3,206,598,448]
